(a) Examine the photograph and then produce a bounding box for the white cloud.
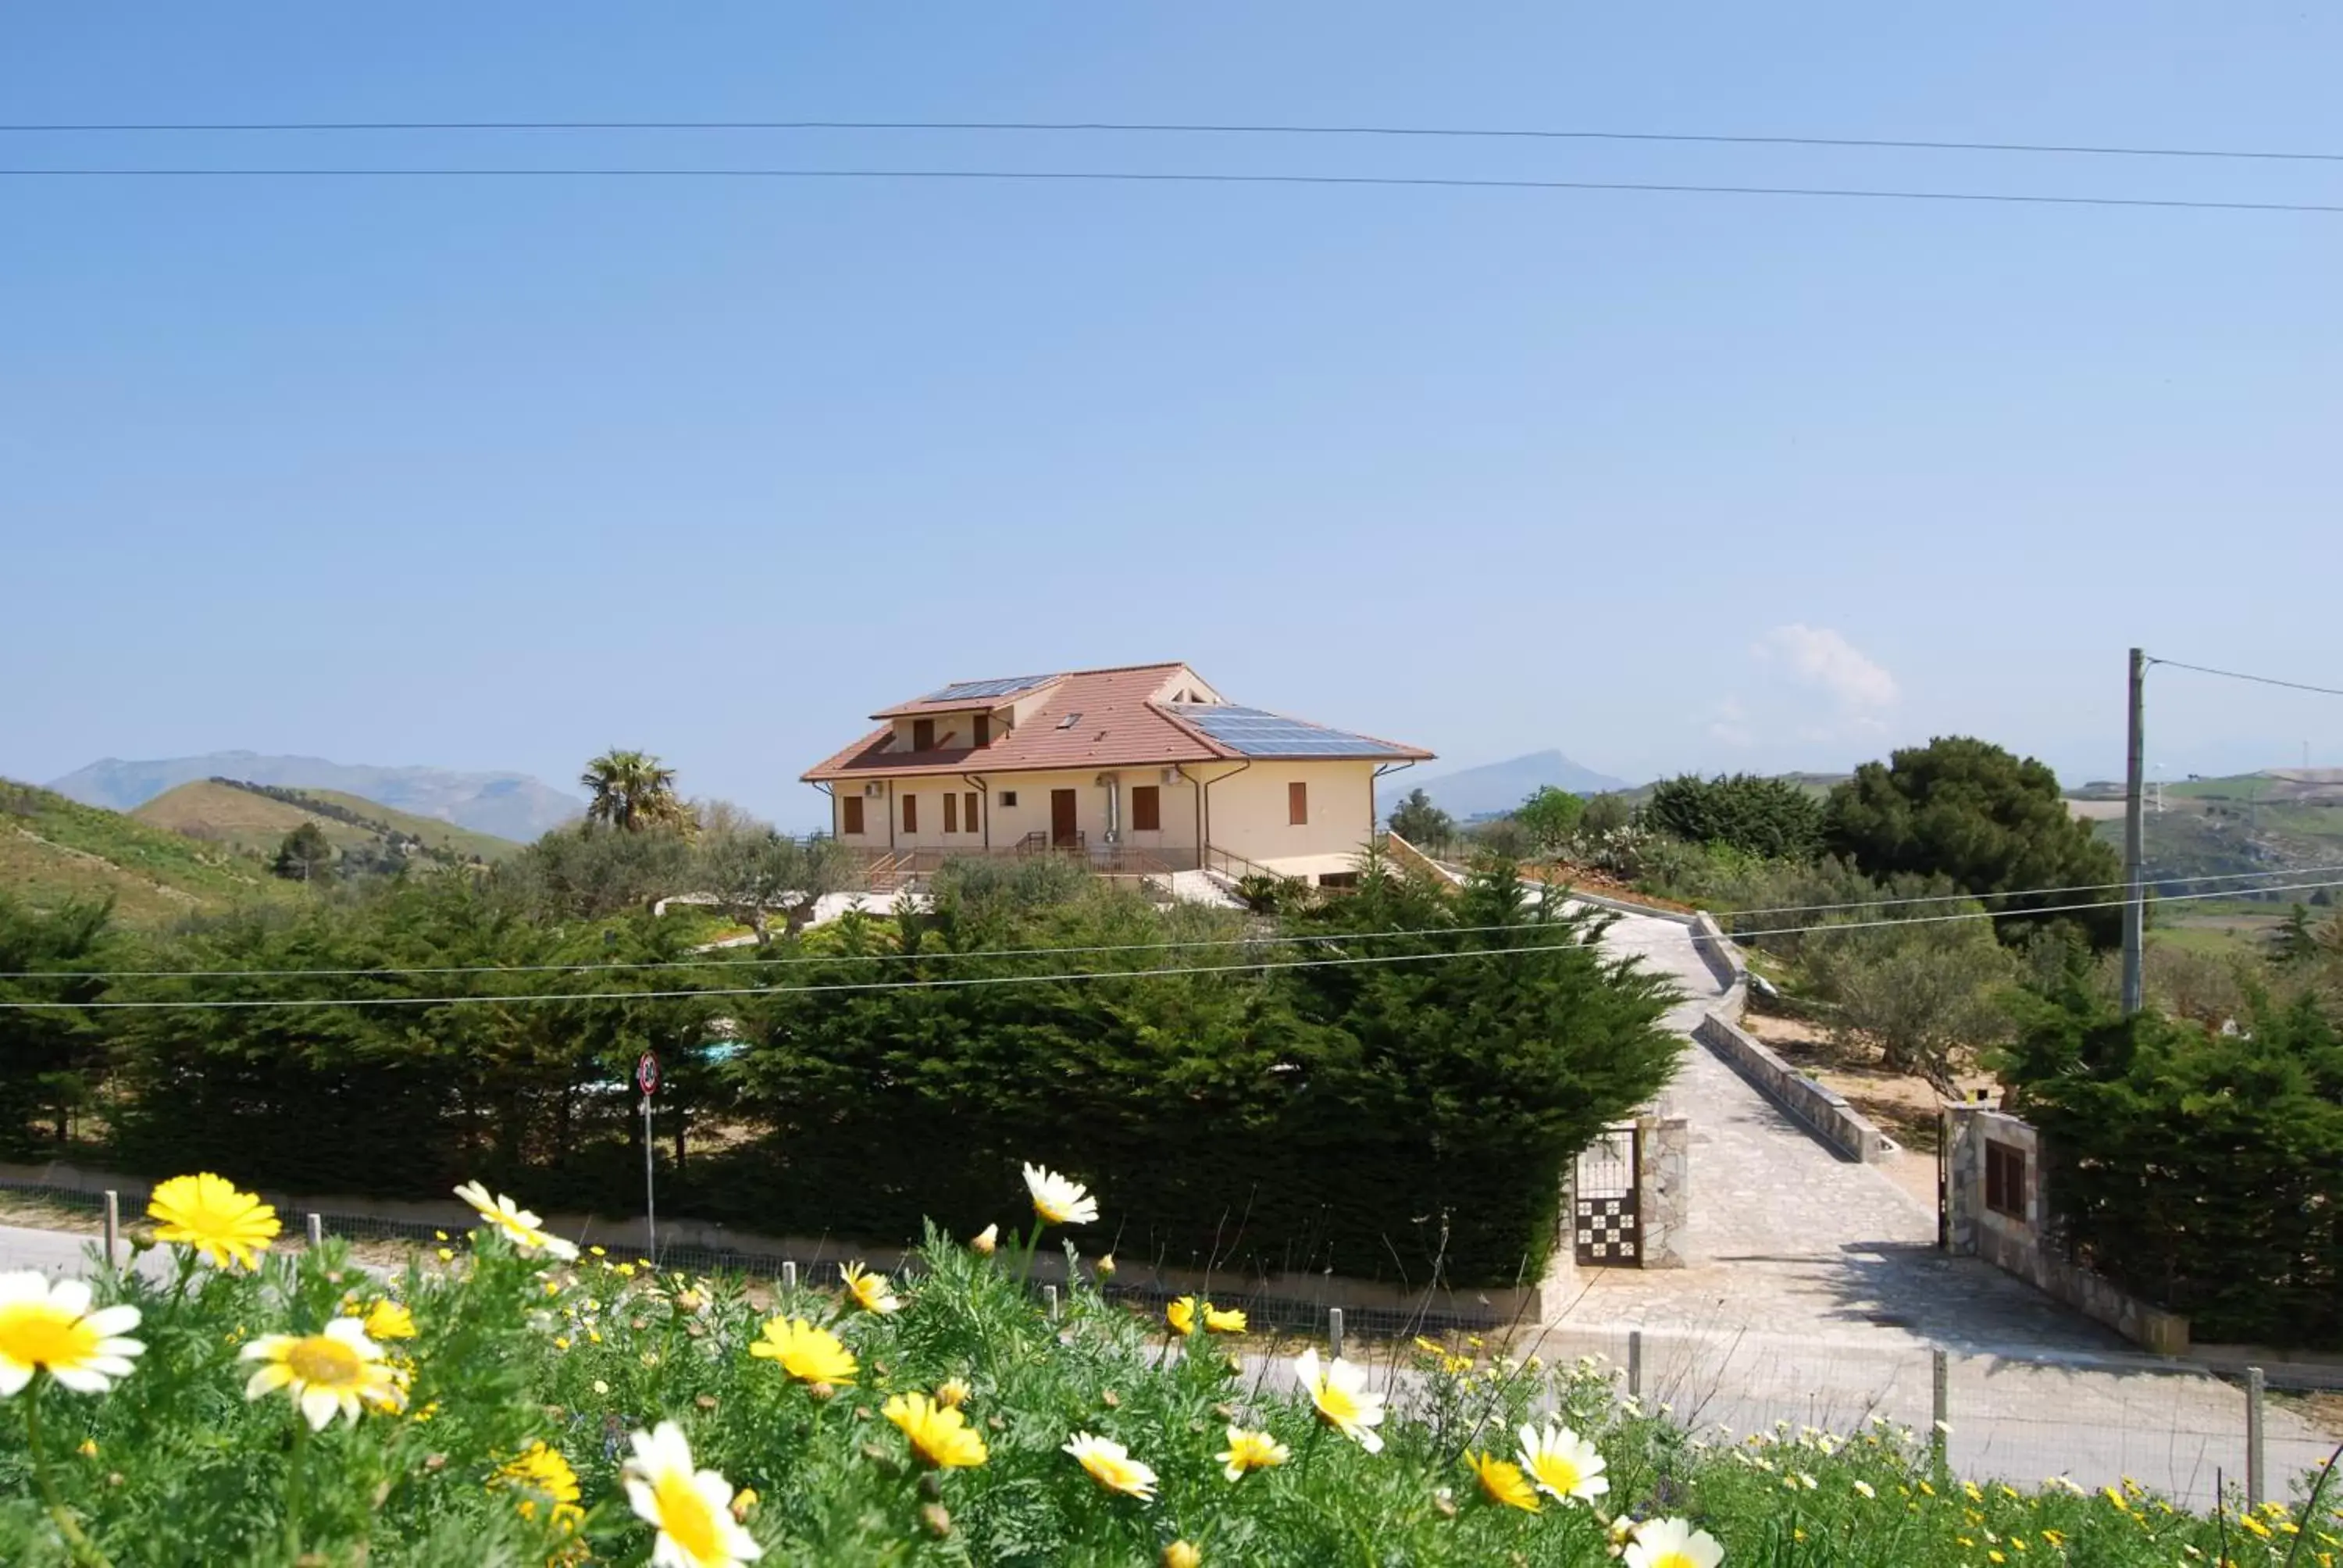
[1755,625,1899,712]
[1706,697,1753,747]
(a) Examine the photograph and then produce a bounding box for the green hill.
[0,779,291,925]
[132,779,518,869]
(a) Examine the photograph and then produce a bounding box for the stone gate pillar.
[1635,1115,1689,1268]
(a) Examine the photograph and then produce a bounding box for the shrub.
[1640,775,1826,861]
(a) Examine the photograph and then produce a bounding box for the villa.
[801,661,1432,886]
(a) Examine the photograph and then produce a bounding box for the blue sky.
[4,5,2338,829]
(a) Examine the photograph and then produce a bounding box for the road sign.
[635,1052,660,1097]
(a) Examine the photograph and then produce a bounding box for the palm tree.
[579,749,683,833]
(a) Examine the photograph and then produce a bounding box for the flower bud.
[1163,1543,1202,1568]
[920,1502,953,1539]
[971,1224,999,1256]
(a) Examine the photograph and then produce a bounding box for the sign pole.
[635,1052,662,1263]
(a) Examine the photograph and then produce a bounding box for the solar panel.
[925,675,1049,703]
[1164,704,1410,757]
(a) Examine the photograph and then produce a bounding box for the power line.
[2,166,2338,216]
[5,875,2337,1011]
[7,861,2331,982]
[5,119,2340,166]
[2146,657,2343,701]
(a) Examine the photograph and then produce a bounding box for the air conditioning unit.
[863,783,884,797]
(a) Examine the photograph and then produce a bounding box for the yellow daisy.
[1204,1305,1248,1334]
[1064,1431,1157,1499]
[0,1272,144,1395]
[935,1377,973,1409]
[452,1181,580,1261]
[146,1172,280,1270]
[622,1420,763,1566]
[838,1261,900,1315]
[1167,1296,1202,1335]
[1162,1542,1201,1568]
[883,1390,989,1469]
[494,1440,582,1524]
[747,1317,857,1385]
[1292,1348,1384,1452]
[1218,1425,1289,1481]
[361,1299,417,1341]
[1468,1450,1542,1513]
[240,1317,405,1428]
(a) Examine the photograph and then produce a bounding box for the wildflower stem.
[23,1381,114,1568]
[283,1418,309,1562]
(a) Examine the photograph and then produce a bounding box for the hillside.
[0,778,289,925]
[1382,750,1632,821]
[48,750,583,840]
[132,779,519,868]
[2077,770,2343,895]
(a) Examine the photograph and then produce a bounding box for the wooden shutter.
[965,791,980,832]
[943,792,959,834]
[842,796,865,835]
[1131,785,1161,832]
[902,793,918,832]
[913,719,936,752]
[973,714,991,747]
[1288,781,1308,825]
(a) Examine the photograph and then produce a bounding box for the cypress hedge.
[9,860,1682,1289]
[2002,991,2343,1348]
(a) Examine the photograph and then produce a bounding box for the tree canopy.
[1824,736,2122,948]
[1640,773,1826,861]
[1385,786,1455,846]
[580,749,690,834]
[1513,786,1585,854]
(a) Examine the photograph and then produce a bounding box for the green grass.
[0,778,291,925]
[298,788,519,862]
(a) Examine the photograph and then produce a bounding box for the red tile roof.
[801,662,1432,782]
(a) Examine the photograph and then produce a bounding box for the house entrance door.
[1050,789,1079,847]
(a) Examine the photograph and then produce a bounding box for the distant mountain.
[47,751,583,842]
[1381,750,1632,823]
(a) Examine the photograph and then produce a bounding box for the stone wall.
[1635,1115,1690,1269]
[1690,1010,1898,1164]
[1940,1108,2191,1355]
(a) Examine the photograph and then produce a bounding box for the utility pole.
[2122,648,2146,1016]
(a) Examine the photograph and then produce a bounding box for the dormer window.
[914,718,936,751]
[973,714,991,747]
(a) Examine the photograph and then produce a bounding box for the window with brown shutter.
[1288,782,1308,825]
[841,796,865,835]
[1131,785,1161,832]
[913,719,935,752]
[943,792,958,834]
[973,714,991,747]
[965,792,980,832]
[902,793,918,832]
[1985,1140,2027,1220]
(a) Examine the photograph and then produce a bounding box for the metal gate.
[1574,1124,1641,1267]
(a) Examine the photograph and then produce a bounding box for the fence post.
[1328,1308,1345,1361]
[2245,1367,2266,1507]
[305,1213,324,1249]
[1628,1330,1644,1400]
[780,1261,797,1294]
[102,1191,120,1272]
[1930,1349,1951,1484]
[1043,1285,1060,1321]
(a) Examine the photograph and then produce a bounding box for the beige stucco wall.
[1196,758,1383,874]
[826,768,1207,853]
[823,754,1383,871]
